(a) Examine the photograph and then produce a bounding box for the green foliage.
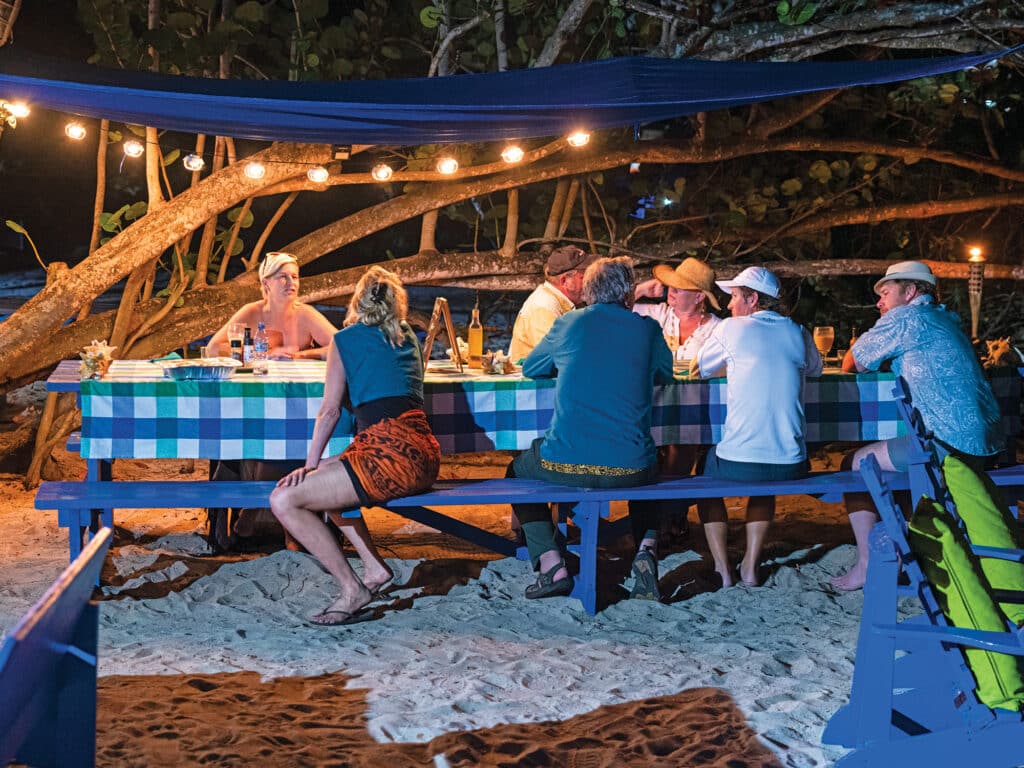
[226,206,254,228]
[777,1,818,25]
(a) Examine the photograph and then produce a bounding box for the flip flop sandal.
[629,548,661,601]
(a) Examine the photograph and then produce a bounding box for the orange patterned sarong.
[340,409,440,505]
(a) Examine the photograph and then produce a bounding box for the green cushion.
[942,455,1024,625]
[908,499,1024,711]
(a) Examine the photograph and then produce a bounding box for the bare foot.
[738,561,760,587]
[363,565,394,595]
[715,566,735,588]
[830,565,867,591]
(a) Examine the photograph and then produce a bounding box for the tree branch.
[534,0,595,67]
[429,12,487,77]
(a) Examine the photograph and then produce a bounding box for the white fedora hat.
[873,260,936,295]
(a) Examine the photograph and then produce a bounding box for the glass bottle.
[468,297,484,369]
[848,326,859,349]
[243,326,253,364]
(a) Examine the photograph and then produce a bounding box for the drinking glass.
[813,326,835,358]
[228,323,245,345]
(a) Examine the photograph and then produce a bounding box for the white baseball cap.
[715,266,781,299]
[873,260,936,295]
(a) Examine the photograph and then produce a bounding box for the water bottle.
[253,322,270,375]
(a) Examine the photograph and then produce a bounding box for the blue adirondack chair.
[823,379,1024,767]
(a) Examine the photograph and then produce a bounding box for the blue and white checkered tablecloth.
[73,360,1021,460]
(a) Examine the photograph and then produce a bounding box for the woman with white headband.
[207,252,337,360]
[204,252,338,552]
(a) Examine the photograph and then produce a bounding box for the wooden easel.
[422,297,464,371]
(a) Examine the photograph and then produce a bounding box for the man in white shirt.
[509,245,597,361]
[694,266,823,587]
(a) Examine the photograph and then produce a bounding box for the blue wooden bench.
[386,470,918,613]
[0,527,111,768]
[35,465,1020,615]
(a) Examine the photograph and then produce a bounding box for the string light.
[183,153,205,171]
[307,165,329,183]
[123,139,144,158]
[0,100,29,129]
[64,121,87,140]
[501,145,524,163]
[566,130,590,147]
[371,163,394,181]
[436,157,459,174]
[243,160,266,179]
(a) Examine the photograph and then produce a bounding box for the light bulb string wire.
[101,132,580,181]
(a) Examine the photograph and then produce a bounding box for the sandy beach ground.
[0,447,868,767]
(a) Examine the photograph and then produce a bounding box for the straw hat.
[652,258,720,310]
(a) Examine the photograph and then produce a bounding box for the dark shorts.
[703,447,809,482]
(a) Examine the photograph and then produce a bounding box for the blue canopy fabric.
[0,47,1019,144]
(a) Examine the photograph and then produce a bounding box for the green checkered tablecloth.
[71,360,1021,460]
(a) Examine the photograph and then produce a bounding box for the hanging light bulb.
[3,101,29,118]
[243,160,266,179]
[566,130,590,148]
[183,153,205,171]
[123,139,144,158]
[501,145,524,163]
[371,163,394,181]
[307,165,329,183]
[436,157,459,175]
[64,121,87,140]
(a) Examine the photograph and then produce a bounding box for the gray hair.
[345,266,408,346]
[581,256,635,306]
[736,285,783,313]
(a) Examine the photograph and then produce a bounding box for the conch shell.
[80,339,117,379]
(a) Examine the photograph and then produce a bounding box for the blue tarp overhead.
[0,47,1019,144]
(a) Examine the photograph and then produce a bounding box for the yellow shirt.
[509,282,575,361]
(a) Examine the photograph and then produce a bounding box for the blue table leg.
[569,501,604,615]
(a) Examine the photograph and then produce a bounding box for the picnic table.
[46,359,1023,461]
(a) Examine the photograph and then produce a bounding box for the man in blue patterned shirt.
[831,260,1003,590]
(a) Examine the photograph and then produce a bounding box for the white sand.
[0,471,862,766]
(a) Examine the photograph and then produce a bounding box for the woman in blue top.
[270,266,440,625]
[509,257,675,600]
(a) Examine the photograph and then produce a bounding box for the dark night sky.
[0,0,96,269]
[0,1,428,277]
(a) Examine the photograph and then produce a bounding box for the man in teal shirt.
[509,257,674,600]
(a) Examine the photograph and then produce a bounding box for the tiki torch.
[967,245,985,340]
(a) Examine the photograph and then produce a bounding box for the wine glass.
[813,326,835,359]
